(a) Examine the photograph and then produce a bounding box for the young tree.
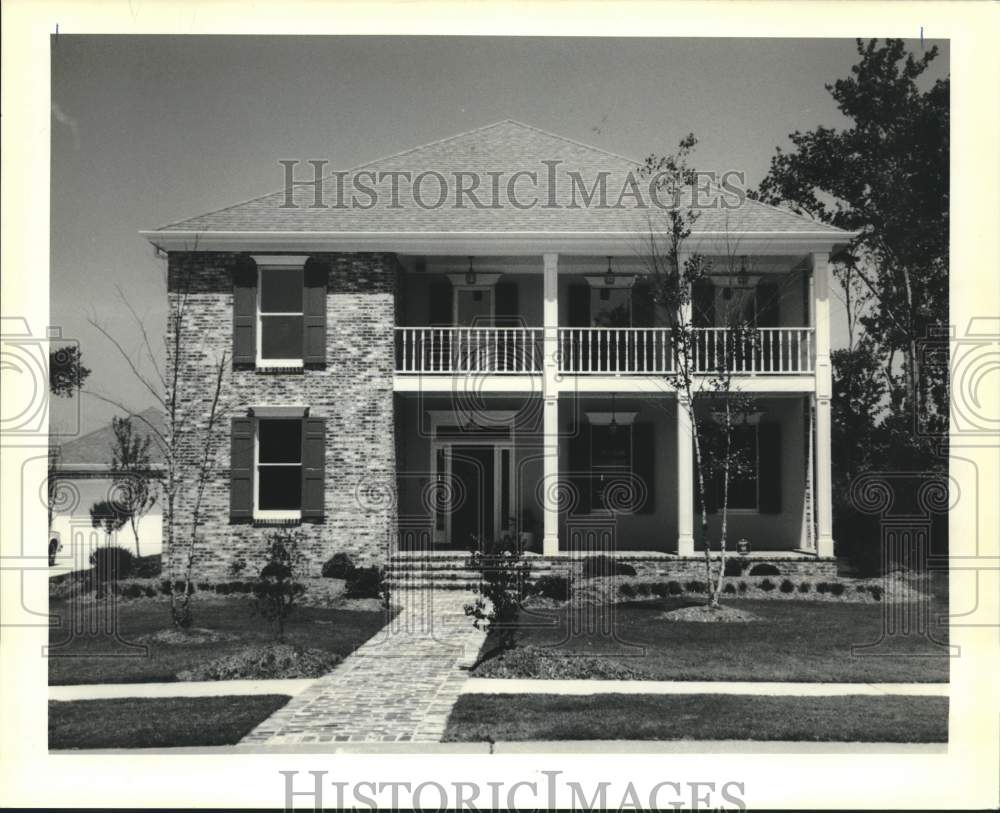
[638,136,760,608]
[757,38,948,428]
[49,345,91,398]
[108,416,157,558]
[86,256,230,629]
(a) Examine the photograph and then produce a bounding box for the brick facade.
[166,251,398,579]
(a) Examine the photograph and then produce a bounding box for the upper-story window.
[232,255,327,370]
[258,266,304,366]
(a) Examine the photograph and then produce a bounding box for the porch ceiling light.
[466,256,477,286]
[604,256,615,288]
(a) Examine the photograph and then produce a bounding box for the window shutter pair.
[229,416,326,521]
[691,280,715,327]
[756,282,780,328]
[231,256,327,366]
[494,280,519,326]
[632,423,655,514]
[568,421,592,514]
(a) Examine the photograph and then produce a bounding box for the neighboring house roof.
[146,120,850,242]
[53,408,165,474]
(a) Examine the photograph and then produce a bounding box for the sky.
[49,35,949,436]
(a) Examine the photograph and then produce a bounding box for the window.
[255,418,302,517]
[258,267,304,365]
[590,424,632,510]
[717,424,758,511]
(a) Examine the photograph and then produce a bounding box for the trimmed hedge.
[581,555,637,580]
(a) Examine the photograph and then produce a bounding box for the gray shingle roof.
[55,408,165,469]
[154,120,847,237]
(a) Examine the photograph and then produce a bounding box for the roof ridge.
[497,119,641,167]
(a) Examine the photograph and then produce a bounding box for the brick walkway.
[240,590,486,745]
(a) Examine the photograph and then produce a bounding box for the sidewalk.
[461,678,949,697]
[49,678,313,702]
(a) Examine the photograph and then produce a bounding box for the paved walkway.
[240,589,486,745]
[49,679,315,701]
[462,679,949,697]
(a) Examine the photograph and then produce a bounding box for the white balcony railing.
[557,327,814,375]
[395,326,814,375]
[395,327,543,373]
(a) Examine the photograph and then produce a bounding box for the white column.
[542,253,560,555]
[676,396,695,556]
[812,251,834,557]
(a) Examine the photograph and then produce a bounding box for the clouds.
[52,102,80,150]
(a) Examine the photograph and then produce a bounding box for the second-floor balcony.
[394,326,815,375]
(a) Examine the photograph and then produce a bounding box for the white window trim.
[253,417,303,521]
[255,260,307,368]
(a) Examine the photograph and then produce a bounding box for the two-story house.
[142,121,853,580]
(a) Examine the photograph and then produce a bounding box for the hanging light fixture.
[604,256,615,287]
[465,256,477,286]
[608,393,619,437]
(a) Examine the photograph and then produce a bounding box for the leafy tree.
[49,345,91,397]
[109,416,157,557]
[90,499,127,543]
[758,38,948,428]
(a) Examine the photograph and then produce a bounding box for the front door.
[448,445,495,550]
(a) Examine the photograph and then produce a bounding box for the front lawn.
[474,598,950,682]
[444,693,948,743]
[48,597,392,684]
[49,695,290,749]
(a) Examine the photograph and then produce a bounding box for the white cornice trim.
[140,229,857,256]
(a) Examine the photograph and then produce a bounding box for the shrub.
[580,555,637,580]
[321,552,355,580]
[723,583,737,594]
[830,582,846,596]
[738,581,748,594]
[89,546,134,582]
[817,582,830,594]
[684,580,707,593]
[652,582,670,598]
[748,563,781,577]
[534,575,570,601]
[345,566,385,599]
[473,646,648,680]
[667,581,683,596]
[465,533,531,660]
[798,582,811,593]
[619,583,636,599]
[132,555,162,579]
[144,585,157,598]
[121,583,145,600]
[724,558,748,577]
[869,585,883,601]
[636,582,651,596]
[759,579,776,592]
[253,532,305,640]
[780,579,795,593]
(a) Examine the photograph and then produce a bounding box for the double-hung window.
[258,266,304,366]
[255,418,303,519]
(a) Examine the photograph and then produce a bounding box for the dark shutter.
[428,280,452,325]
[632,423,655,514]
[692,280,715,327]
[632,277,655,328]
[758,422,782,514]
[302,259,328,365]
[757,282,780,327]
[568,284,591,327]
[568,420,592,514]
[232,256,257,365]
[301,417,325,521]
[494,280,519,326]
[229,417,254,521]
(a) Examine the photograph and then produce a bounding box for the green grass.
[476,598,950,682]
[49,695,290,749]
[444,693,948,743]
[48,597,391,685]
